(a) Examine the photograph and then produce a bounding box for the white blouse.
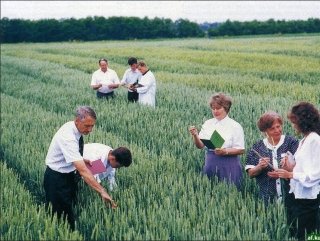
[263,136,285,202]
[199,116,245,150]
[290,132,320,199]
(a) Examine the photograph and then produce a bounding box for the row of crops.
[1,35,320,240]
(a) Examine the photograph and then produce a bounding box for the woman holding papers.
[268,102,320,241]
[189,92,245,189]
[83,143,132,191]
[245,111,299,233]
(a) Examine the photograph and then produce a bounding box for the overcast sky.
[1,1,319,23]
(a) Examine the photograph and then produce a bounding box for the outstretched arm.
[73,160,117,209]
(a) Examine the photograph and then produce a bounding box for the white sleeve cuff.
[245,165,255,171]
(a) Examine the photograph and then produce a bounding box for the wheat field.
[1,35,319,240]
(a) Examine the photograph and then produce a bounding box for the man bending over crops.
[44,106,116,231]
[83,143,132,191]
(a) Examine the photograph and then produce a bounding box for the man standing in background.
[129,61,156,108]
[91,59,120,99]
[121,57,142,102]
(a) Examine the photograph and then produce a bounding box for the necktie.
[79,135,84,156]
[74,135,84,183]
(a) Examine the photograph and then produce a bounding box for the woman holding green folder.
[189,92,245,189]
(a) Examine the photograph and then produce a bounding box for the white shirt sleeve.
[107,168,117,190]
[293,135,320,188]
[121,69,129,84]
[230,123,245,149]
[91,70,99,86]
[110,69,120,84]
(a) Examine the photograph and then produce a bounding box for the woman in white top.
[189,92,245,189]
[269,101,320,241]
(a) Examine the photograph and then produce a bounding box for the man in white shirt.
[44,106,116,231]
[91,58,120,99]
[120,57,142,102]
[83,143,132,191]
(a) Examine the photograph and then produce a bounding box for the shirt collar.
[131,69,139,73]
[142,69,149,76]
[212,115,229,125]
[72,121,82,140]
[263,135,285,150]
[105,149,113,168]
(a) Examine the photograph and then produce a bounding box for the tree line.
[0,16,204,43]
[1,16,319,43]
[207,18,320,37]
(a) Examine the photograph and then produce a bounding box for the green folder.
[200,130,225,149]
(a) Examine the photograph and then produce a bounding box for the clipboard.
[85,159,107,175]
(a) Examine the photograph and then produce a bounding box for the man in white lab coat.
[129,61,156,108]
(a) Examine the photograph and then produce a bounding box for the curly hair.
[287,101,320,135]
[257,110,283,132]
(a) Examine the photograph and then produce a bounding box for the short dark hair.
[128,57,138,65]
[257,111,283,132]
[112,147,132,167]
[76,106,96,121]
[209,92,232,113]
[287,101,320,135]
[99,58,108,64]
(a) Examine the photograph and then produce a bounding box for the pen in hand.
[252,149,275,170]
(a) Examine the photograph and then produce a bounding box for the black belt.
[46,166,79,182]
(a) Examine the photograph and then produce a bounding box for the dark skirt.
[202,151,242,189]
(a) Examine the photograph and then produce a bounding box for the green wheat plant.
[1,35,318,240]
